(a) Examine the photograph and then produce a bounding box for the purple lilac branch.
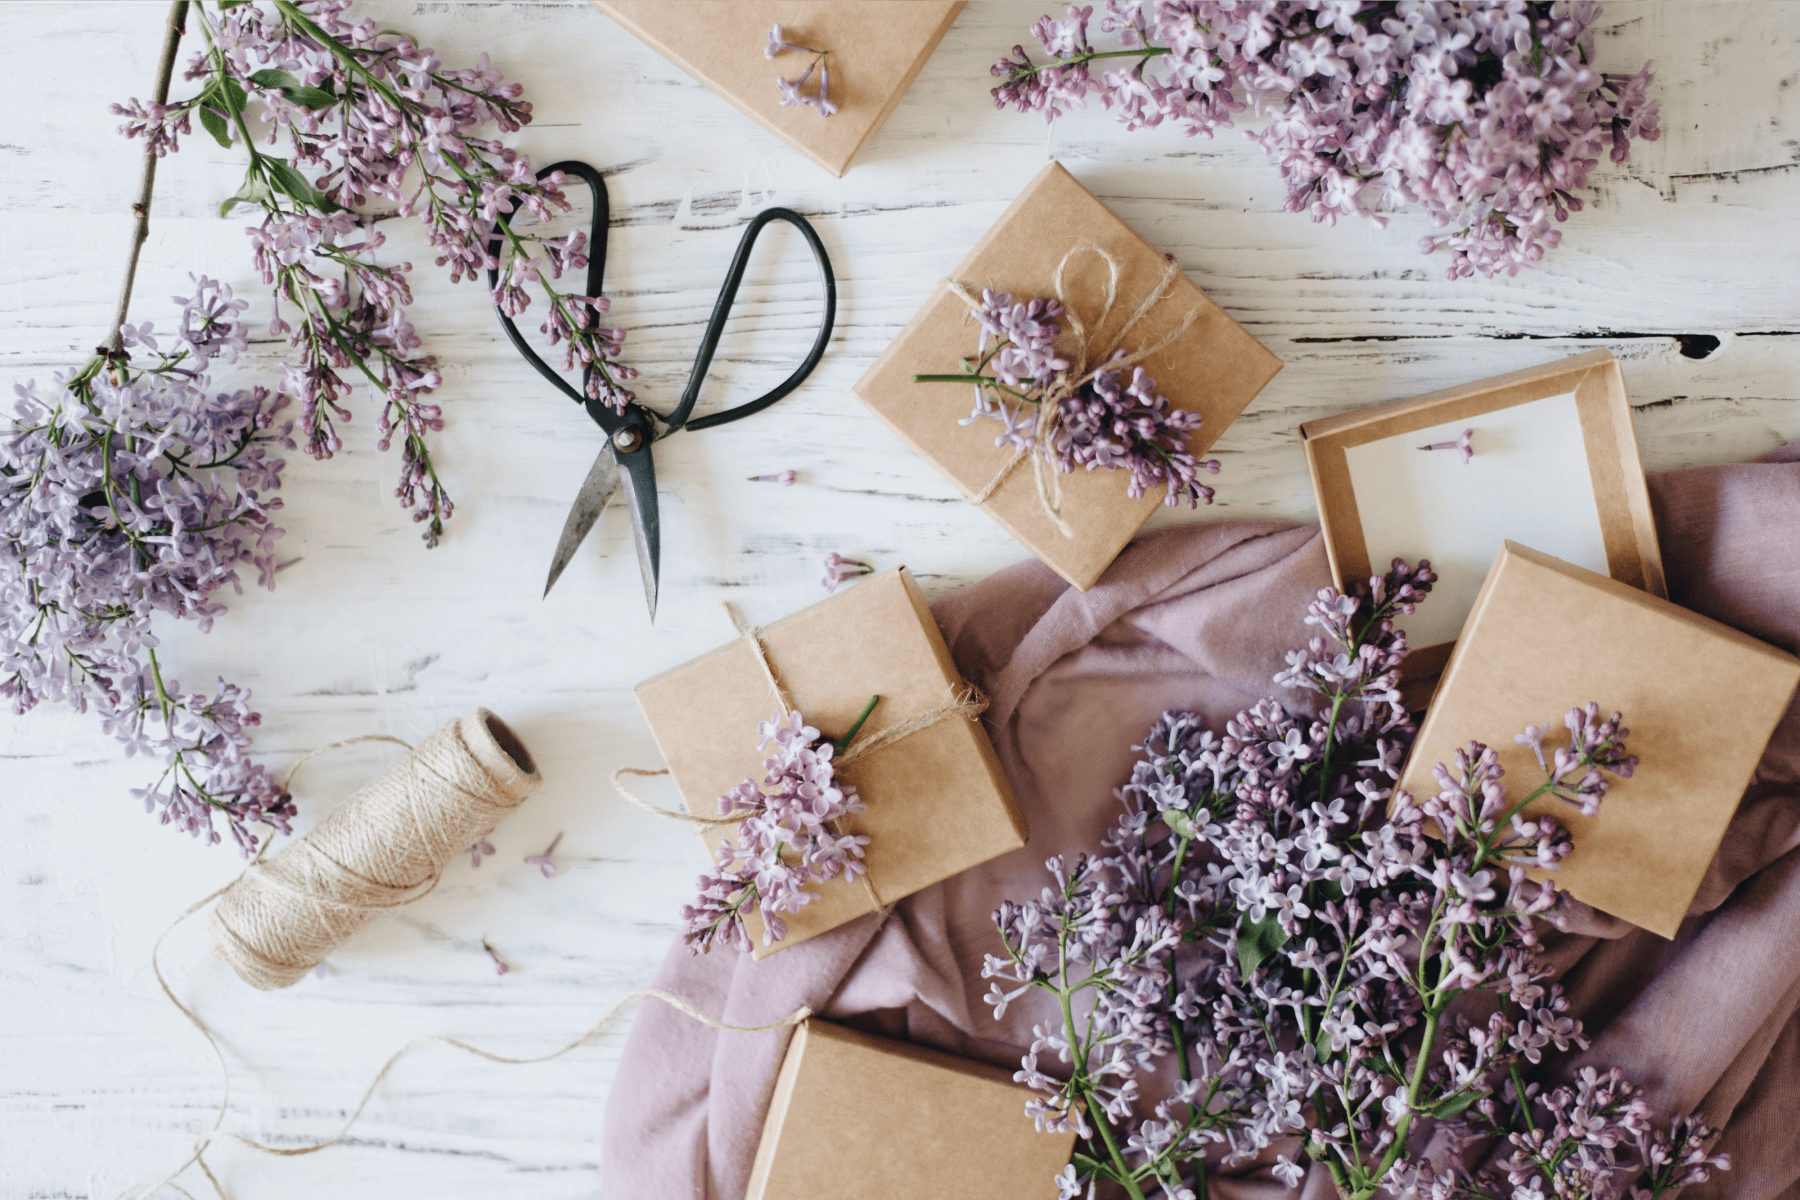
[115,0,640,546]
[680,700,880,954]
[3,280,298,853]
[915,288,1222,509]
[992,2,1661,279]
[994,559,1725,1200]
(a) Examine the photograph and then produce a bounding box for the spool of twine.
[209,708,541,990]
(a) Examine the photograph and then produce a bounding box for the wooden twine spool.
[209,709,541,990]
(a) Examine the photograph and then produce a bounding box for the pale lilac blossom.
[1420,428,1476,463]
[993,556,1715,1199]
[764,25,836,117]
[991,3,1660,278]
[680,708,870,953]
[2,286,295,853]
[118,0,638,544]
[822,552,874,592]
[926,289,1220,508]
[525,832,563,878]
[482,937,510,976]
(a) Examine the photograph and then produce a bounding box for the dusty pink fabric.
[603,446,1800,1200]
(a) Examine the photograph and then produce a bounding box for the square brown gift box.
[634,567,1025,957]
[1399,542,1800,939]
[1301,349,1663,694]
[854,162,1284,591]
[748,1019,1076,1200]
[590,1,965,177]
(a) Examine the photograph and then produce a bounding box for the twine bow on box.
[941,242,1202,537]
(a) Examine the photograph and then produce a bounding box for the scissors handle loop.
[486,160,612,414]
[665,207,837,434]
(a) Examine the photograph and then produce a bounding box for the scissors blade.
[615,446,661,622]
[544,445,621,598]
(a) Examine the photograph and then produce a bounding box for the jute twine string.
[126,721,810,1200]
[209,710,541,991]
[610,602,991,913]
[950,242,1202,535]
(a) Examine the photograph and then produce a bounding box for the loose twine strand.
[125,732,810,1200]
[950,242,1202,535]
[610,602,990,915]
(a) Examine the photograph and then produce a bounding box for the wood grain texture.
[1,2,1796,1196]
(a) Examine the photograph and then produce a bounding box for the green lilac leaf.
[1236,911,1289,977]
[1428,1090,1482,1119]
[249,68,301,89]
[283,86,338,110]
[197,104,232,150]
[218,176,272,218]
[264,161,338,213]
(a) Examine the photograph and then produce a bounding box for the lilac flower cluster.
[924,289,1222,509]
[765,25,838,116]
[2,280,297,853]
[1421,1065,1728,1200]
[115,0,638,545]
[992,560,1724,1200]
[992,2,1661,278]
[681,709,871,954]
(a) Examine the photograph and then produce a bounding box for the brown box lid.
[747,1020,1076,1200]
[590,1,964,177]
[1300,350,1664,696]
[634,568,1025,956]
[853,161,1283,591]
[1399,542,1800,938]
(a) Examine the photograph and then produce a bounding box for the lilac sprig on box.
[765,24,838,117]
[681,700,880,954]
[916,288,1222,508]
[115,0,639,545]
[989,559,1723,1200]
[991,2,1660,279]
[2,280,296,853]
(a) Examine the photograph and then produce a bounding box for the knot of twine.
[948,242,1201,537]
[612,602,990,913]
[209,710,541,991]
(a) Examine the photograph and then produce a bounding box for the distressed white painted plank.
[2,2,1797,1197]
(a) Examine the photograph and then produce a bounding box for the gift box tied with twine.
[631,567,1026,956]
[855,162,1284,590]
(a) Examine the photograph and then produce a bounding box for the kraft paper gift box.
[747,1019,1076,1200]
[1399,542,1800,939]
[634,567,1025,957]
[1300,349,1665,694]
[853,161,1285,592]
[589,1,964,177]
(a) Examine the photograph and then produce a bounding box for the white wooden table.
[3,3,1796,1196]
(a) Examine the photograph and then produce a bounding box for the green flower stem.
[1059,982,1148,1200]
[833,695,881,755]
[911,372,1040,406]
[1355,1005,1441,1199]
[1006,45,1173,86]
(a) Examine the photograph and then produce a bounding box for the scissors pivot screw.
[612,427,644,453]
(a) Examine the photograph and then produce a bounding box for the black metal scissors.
[487,161,836,621]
